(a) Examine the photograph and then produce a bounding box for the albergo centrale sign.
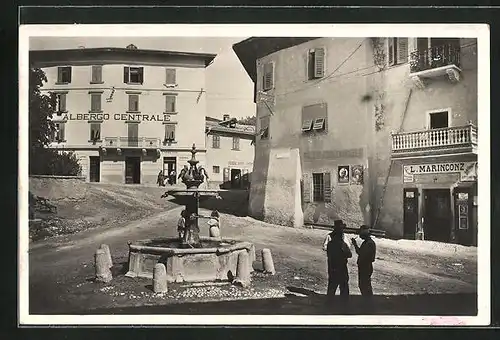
[59,113,172,122]
[403,161,477,183]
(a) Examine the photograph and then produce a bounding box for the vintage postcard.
[18,23,490,326]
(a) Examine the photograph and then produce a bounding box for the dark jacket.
[326,232,352,267]
[356,237,376,267]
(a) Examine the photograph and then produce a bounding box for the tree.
[237,116,256,126]
[29,67,82,176]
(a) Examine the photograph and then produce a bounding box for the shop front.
[401,158,477,246]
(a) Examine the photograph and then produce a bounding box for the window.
[56,93,67,114]
[89,123,101,141]
[57,67,72,84]
[212,135,220,148]
[429,111,449,129]
[388,38,409,66]
[51,122,66,142]
[213,166,220,174]
[259,115,270,140]
[165,95,176,113]
[91,65,103,83]
[128,94,140,112]
[308,48,325,80]
[164,124,176,142]
[302,103,327,133]
[232,137,240,150]
[165,68,176,85]
[124,66,144,84]
[90,93,102,112]
[312,172,332,203]
[262,62,274,91]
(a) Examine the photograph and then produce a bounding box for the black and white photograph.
[18,23,490,326]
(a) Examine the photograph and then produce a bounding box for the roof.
[205,117,255,137]
[232,37,319,83]
[30,47,217,67]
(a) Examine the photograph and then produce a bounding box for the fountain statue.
[125,143,254,283]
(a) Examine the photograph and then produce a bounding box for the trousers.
[358,263,373,296]
[327,258,349,296]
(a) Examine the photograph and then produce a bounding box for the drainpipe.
[373,88,413,231]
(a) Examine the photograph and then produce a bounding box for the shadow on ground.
[65,291,477,316]
[167,190,249,217]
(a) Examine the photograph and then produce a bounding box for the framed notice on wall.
[350,165,364,185]
[338,165,350,184]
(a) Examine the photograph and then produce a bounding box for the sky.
[29,37,256,120]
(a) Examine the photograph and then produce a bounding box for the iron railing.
[104,137,161,148]
[409,44,461,73]
[392,124,477,153]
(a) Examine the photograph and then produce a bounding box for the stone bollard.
[100,244,113,269]
[262,248,276,275]
[153,263,168,293]
[234,251,251,287]
[95,249,112,283]
[248,245,256,272]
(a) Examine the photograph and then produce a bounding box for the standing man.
[322,219,352,297]
[351,225,376,297]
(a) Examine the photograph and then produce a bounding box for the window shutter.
[67,68,72,83]
[323,172,332,203]
[128,95,134,111]
[314,48,325,78]
[124,67,129,83]
[397,38,408,64]
[59,124,65,141]
[59,93,66,112]
[166,68,176,84]
[302,173,312,203]
[165,95,176,113]
[388,38,395,66]
[57,67,63,83]
[138,67,144,84]
[263,62,274,90]
[92,65,102,83]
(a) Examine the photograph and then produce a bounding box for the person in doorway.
[157,170,165,187]
[322,219,352,298]
[177,210,187,240]
[207,210,221,238]
[168,169,176,185]
[351,225,376,297]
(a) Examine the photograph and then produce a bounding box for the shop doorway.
[163,157,177,185]
[230,169,242,189]
[125,157,141,184]
[423,189,452,242]
[403,188,419,239]
[89,156,100,183]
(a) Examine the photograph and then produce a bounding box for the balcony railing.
[104,137,161,148]
[392,124,477,156]
[410,44,461,73]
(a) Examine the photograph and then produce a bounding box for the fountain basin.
[125,237,256,283]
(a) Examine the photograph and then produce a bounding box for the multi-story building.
[205,114,255,189]
[233,37,478,245]
[30,45,216,185]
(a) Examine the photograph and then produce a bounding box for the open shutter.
[388,38,395,66]
[57,67,63,83]
[123,67,129,83]
[302,173,312,203]
[138,67,144,84]
[263,62,274,91]
[397,38,408,64]
[67,68,72,83]
[314,48,325,78]
[165,95,176,113]
[323,172,332,203]
[223,168,230,183]
[58,93,67,112]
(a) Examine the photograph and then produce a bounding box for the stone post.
[153,263,168,293]
[95,249,112,283]
[100,244,113,268]
[248,245,256,272]
[234,251,251,287]
[262,248,276,275]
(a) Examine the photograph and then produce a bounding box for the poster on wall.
[350,165,364,185]
[338,165,350,184]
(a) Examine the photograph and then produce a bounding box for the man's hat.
[333,219,346,230]
[360,225,371,233]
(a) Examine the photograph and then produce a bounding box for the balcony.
[101,137,161,156]
[409,44,462,88]
[391,124,477,159]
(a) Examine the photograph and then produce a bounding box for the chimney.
[223,114,230,121]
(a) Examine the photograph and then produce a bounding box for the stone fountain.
[125,144,255,283]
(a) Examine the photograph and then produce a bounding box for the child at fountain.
[177,210,186,240]
[207,210,221,238]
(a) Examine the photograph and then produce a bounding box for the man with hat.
[322,219,352,297]
[351,225,376,296]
